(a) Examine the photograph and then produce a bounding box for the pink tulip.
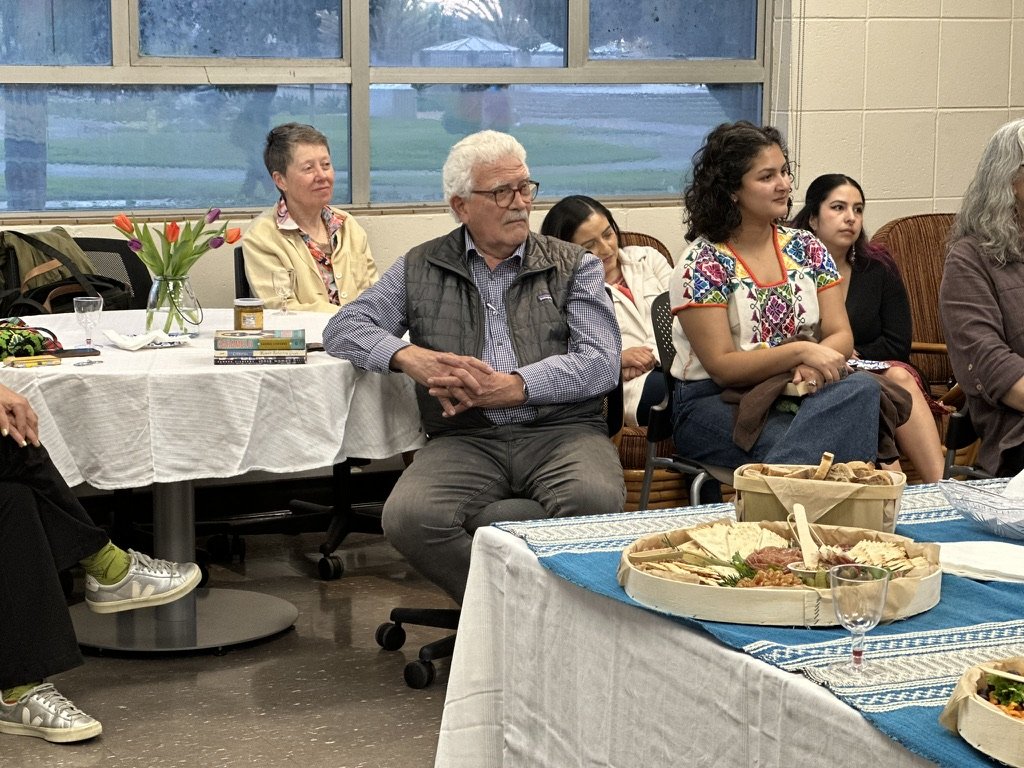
[205,208,222,224]
[209,236,225,249]
[128,238,143,252]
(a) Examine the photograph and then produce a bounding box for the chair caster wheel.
[318,555,344,580]
[404,659,436,689]
[375,621,406,651]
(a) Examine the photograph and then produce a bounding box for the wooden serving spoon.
[978,665,1024,684]
[792,503,820,569]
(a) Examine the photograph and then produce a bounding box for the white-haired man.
[324,130,625,604]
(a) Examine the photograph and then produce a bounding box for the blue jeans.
[383,422,625,604]
[671,373,881,468]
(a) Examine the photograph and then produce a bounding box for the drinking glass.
[829,563,889,674]
[272,269,295,315]
[73,296,104,347]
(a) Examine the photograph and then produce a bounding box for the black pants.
[0,441,108,689]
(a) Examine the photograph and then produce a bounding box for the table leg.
[71,481,298,653]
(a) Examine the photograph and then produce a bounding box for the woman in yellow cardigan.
[243,122,378,312]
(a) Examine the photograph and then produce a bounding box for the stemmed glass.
[829,564,890,674]
[73,296,103,348]
[272,269,295,315]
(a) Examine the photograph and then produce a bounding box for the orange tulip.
[113,213,134,234]
[165,221,180,243]
[225,227,242,244]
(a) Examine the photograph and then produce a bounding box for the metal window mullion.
[348,0,370,206]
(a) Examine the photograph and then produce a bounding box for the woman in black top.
[791,173,945,482]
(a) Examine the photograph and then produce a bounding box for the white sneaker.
[85,549,201,614]
[0,684,102,743]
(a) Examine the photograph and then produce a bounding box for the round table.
[0,308,424,651]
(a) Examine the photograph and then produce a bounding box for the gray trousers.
[383,422,625,604]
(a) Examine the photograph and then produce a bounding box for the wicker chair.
[614,232,700,508]
[868,213,956,391]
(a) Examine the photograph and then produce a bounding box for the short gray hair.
[951,117,1024,265]
[442,130,528,219]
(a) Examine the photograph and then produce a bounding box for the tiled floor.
[4,531,457,768]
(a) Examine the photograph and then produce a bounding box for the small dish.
[786,561,829,588]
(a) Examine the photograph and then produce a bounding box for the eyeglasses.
[471,180,540,208]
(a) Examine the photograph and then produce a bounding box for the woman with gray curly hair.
[940,117,1024,476]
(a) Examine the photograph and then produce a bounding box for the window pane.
[590,0,757,61]
[0,1,110,65]
[369,83,760,203]
[371,0,567,67]
[138,0,341,58]
[0,84,350,212]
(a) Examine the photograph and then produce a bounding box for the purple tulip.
[205,207,222,224]
[128,238,143,252]
[209,236,225,249]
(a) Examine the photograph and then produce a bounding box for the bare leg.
[882,366,945,483]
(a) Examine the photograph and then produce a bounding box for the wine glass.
[829,563,890,674]
[73,296,103,348]
[272,269,295,315]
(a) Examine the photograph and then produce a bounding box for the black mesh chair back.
[234,245,252,299]
[639,292,733,507]
[74,237,153,310]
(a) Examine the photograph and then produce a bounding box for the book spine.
[213,349,309,357]
[213,340,305,350]
[212,356,306,365]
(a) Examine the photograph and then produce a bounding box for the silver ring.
[809,380,817,386]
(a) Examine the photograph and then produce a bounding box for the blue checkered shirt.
[323,231,621,425]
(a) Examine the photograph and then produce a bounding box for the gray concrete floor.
[4,532,456,767]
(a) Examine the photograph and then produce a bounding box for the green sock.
[79,542,131,585]
[2,683,40,704]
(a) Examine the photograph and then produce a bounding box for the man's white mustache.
[503,211,529,223]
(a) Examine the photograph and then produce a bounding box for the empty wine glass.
[272,269,295,315]
[829,563,889,674]
[73,296,103,348]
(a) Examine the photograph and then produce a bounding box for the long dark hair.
[683,121,790,243]
[790,173,897,272]
[540,195,621,244]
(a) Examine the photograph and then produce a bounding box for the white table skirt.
[436,526,934,768]
[0,309,424,489]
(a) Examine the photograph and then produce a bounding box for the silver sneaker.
[85,549,201,614]
[0,684,102,743]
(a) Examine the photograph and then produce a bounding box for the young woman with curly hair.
[668,122,903,470]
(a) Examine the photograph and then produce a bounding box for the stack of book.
[213,329,307,365]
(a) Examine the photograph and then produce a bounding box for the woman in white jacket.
[542,196,672,426]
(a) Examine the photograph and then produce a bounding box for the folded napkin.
[103,329,190,351]
[939,540,1024,582]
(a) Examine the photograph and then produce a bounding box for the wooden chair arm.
[911,341,948,355]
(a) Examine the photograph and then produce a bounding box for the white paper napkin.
[103,329,190,351]
[939,540,1024,582]
[1003,467,1024,498]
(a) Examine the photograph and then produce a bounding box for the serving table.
[0,309,423,652]
[437,481,1024,767]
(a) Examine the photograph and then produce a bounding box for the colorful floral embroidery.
[678,225,838,350]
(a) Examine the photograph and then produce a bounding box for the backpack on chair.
[0,228,132,316]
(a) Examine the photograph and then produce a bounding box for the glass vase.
[146,276,202,335]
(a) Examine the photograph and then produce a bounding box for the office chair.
[233,245,252,299]
[74,236,153,310]
[638,292,734,508]
[943,405,990,480]
[376,376,625,689]
[222,244,384,577]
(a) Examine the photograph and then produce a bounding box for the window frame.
[0,0,774,220]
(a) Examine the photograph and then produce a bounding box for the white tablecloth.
[436,525,933,768]
[0,309,424,489]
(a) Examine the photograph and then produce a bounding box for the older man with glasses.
[324,130,625,605]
